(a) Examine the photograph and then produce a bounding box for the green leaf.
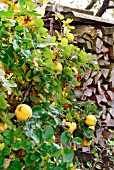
[66,33,74,41]
[11,141,22,151]
[45,60,56,70]
[26,1,36,9]
[3,130,14,139]
[91,58,99,71]
[39,94,46,102]
[53,168,64,170]
[30,95,38,103]
[0,11,12,18]
[30,152,40,162]
[0,156,4,167]
[72,137,82,145]
[19,0,26,6]
[87,161,92,168]
[32,106,46,118]
[63,148,74,162]
[43,125,54,141]
[2,147,11,155]
[35,18,44,27]
[42,47,52,59]
[60,132,70,146]
[61,38,68,45]
[14,127,23,136]
[21,50,31,59]
[13,40,20,52]
[3,80,17,88]
[0,96,7,109]
[15,26,23,30]
[35,128,42,144]
[0,69,5,76]
[24,153,35,166]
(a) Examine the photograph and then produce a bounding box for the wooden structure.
[43,5,114,128]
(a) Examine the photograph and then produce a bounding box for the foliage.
[0,0,101,169]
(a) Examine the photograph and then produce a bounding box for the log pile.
[72,25,114,127]
[43,6,114,127]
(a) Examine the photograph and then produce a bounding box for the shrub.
[0,1,99,169]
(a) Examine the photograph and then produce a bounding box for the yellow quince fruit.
[89,125,95,130]
[15,104,32,121]
[54,61,62,72]
[81,138,92,147]
[0,123,7,133]
[85,115,97,126]
[67,122,77,133]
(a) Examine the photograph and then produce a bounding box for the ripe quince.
[81,138,92,147]
[54,61,62,72]
[15,104,32,121]
[89,125,95,130]
[67,122,77,133]
[85,115,97,126]
[0,123,7,133]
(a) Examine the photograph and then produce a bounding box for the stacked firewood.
[73,25,114,127]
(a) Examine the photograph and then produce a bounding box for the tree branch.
[95,0,110,17]
[107,5,114,9]
[85,0,98,10]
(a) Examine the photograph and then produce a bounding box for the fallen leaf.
[4,158,11,169]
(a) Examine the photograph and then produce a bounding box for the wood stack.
[73,25,114,127]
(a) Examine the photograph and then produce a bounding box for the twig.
[21,84,32,104]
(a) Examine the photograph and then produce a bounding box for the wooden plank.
[103,36,113,45]
[101,27,114,35]
[45,5,114,27]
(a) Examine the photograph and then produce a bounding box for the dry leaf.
[4,158,11,169]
